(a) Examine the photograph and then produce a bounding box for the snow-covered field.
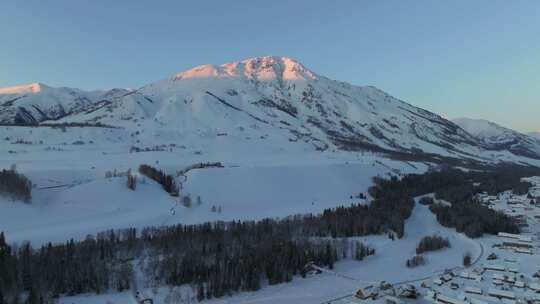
[0,134,427,246]
[0,120,539,303]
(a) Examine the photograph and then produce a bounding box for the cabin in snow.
[503,241,532,249]
[398,285,418,299]
[465,286,482,295]
[513,281,525,288]
[433,278,443,286]
[528,283,540,292]
[488,288,515,300]
[497,232,521,239]
[441,274,453,282]
[484,264,505,272]
[436,294,467,304]
[355,286,378,300]
[469,298,488,304]
[514,248,533,255]
[492,273,515,283]
[459,271,481,281]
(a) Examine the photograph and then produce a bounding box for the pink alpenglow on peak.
[0,83,46,95]
[173,64,221,80]
[173,56,318,82]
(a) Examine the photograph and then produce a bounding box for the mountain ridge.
[453,117,540,160]
[530,131,540,139]
[1,56,538,165]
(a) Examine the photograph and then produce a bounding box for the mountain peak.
[173,56,317,82]
[0,82,48,95]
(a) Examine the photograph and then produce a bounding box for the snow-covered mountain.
[0,83,131,125]
[453,118,540,160]
[530,132,540,140]
[0,56,537,164]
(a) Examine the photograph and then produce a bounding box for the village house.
[513,281,525,288]
[465,286,483,295]
[469,298,489,304]
[514,248,533,255]
[488,288,516,300]
[459,271,482,281]
[355,286,378,300]
[497,232,521,240]
[441,274,453,282]
[503,241,533,249]
[492,273,515,283]
[435,294,467,304]
[484,264,506,272]
[528,283,540,292]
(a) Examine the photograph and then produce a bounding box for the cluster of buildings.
[346,177,540,304]
[475,179,540,233]
[425,260,540,304]
[494,233,534,255]
[354,281,418,303]
[522,177,540,206]
[352,252,540,304]
[423,179,540,304]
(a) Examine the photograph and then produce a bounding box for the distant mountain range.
[529,131,540,140]
[0,83,129,125]
[453,118,540,160]
[1,56,539,165]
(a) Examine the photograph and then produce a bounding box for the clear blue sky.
[1,1,539,132]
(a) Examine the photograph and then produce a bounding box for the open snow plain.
[0,126,427,245]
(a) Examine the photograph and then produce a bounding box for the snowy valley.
[1,57,540,304]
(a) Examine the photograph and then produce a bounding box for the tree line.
[406,255,426,268]
[138,164,179,196]
[429,201,519,238]
[1,164,537,302]
[392,165,538,238]
[0,168,31,203]
[0,172,422,303]
[426,166,534,238]
[416,235,450,254]
[0,220,341,304]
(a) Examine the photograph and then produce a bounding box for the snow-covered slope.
[0,56,537,165]
[530,131,540,140]
[453,117,540,159]
[0,83,130,124]
[33,56,492,161]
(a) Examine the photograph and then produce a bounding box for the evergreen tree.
[26,288,38,304]
[126,169,137,191]
[197,284,205,302]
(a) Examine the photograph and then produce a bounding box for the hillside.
[453,117,540,160]
[1,57,539,168]
[0,57,518,164]
[0,82,130,125]
[530,131,540,139]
